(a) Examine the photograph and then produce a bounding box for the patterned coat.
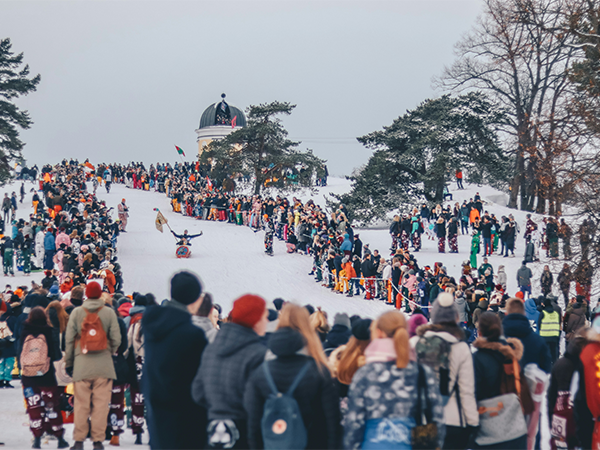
[343,359,445,449]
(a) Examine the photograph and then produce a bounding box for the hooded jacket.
[472,337,524,401]
[192,322,267,421]
[415,323,479,428]
[323,324,351,350]
[244,328,341,449]
[142,301,207,450]
[564,304,586,340]
[64,298,121,381]
[502,313,552,373]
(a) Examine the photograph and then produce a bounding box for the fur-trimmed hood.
[472,337,524,361]
[416,323,466,341]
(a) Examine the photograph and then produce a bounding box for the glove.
[65,366,74,378]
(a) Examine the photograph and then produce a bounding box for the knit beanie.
[170,271,202,305]
[431,292,458,324]
[229,294,266,329]
[408,313,428,337]
[351,318,372,341]
[85,281,103,300]
[334,313,351,329]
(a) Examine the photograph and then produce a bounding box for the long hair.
[46,300,69,333]
[278,303,329,373]
[337,336,370,385]
[26,306,52,327]
[309,308,330,335]
[372,311,409,369]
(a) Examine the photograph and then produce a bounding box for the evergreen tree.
[0,38,40,182]
[200,101,323,194]
[335,93,509,222]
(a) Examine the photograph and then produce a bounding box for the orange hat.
[122,198,126,203]
[229,294,266,329]
[515,291,524,300]
[14,288,23,298]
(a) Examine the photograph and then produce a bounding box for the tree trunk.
[254,167,262,195]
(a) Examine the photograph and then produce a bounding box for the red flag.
[206,176,213,191]
[231,115,237,129]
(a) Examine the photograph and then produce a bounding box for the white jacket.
[414,324,479,428]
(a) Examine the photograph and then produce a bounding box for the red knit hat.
[85,281,103,300]
[515,291,524,300]
[229,294,266,329]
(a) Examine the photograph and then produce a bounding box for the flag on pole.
[154,209,168,233]
[175,145,186,157]
[231,115,237,129]
[206,176,213,191]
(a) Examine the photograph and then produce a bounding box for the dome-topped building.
[196,94,246,154]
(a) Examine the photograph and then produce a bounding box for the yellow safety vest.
[539,310,560,338]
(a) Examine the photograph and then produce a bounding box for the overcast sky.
[2,0,482,176]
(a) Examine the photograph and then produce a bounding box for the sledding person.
[143,271,208,450]
[170,228,203,245]
[192,294,269,450]
[64,282,121,450]
[18,306,70,449]
[243,304,341,449]
[343,311,445,450]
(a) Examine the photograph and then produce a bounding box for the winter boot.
[134,434,142,445]
[32,437,41,449]
[109,435,119,446]
[69,442,83,450]
[4,381,13,388]
[105,429,112,441]
[57,436,69,449]
[93,442,104,450]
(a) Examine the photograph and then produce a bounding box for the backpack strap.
[262,361,279,396]
[285,362,311,397]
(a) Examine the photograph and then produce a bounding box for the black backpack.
[261,361,310,450]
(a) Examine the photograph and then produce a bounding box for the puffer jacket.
[503,313,552,373]
[414,323,478,428]
[244,328,341,449]
[564,304,586,341]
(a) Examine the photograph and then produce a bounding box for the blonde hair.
[278,304,329,373]
[337,336,370,385]
[45,301,69,333]
[372,311,409,369]
[309,308,330,335]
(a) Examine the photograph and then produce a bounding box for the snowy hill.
[0,177,586,319]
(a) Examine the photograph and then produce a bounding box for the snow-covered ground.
[0,176,578,448]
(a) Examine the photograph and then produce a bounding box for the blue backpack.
[261,361,310,450]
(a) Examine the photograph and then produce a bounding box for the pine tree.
[0,38,40,183]
[200,101,323,195]
[335,93,509,222]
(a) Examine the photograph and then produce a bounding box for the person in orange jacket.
[342,255,357,297]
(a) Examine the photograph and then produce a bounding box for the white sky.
[2,0,482,176]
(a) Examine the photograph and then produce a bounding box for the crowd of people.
[0,160,599,450]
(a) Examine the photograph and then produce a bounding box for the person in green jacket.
[470,232,480,269]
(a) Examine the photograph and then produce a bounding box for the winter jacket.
[575,334,600,449]
[454,295,469,324]
[524,298,540,327]
[43,232,55,251]
[191,316,217,343]
[323,324,351,350]
[192,322,267,422]
[517,265,533,287]
[18,321,61,388]
[548,340,582,422]
[502,313,552,373]
[344,338,445,450]
[472,337,524,401]
[414,324,479,428]
[340,234,352,252]
[564,304,586,341]
[54,232,71,250]
[244,328,341,449]
[142,301,208,450]
[64,298,121,382]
